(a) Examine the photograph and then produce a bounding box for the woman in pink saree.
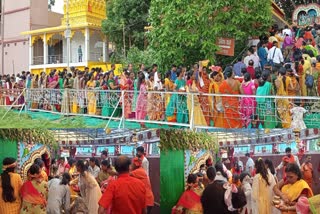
[136,73,148,128]
[240,72,257,127]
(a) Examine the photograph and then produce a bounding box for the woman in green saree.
[165,67,189,124]
[102,71,121,117]
[256,70,277,128]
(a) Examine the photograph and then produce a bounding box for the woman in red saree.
[130,157,154,214]
[219,67,243,128]
[172,173,203,214]
[20,164,48,214]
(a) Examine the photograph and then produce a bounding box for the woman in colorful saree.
[219,66,242,128]
[252,158,276,214]
[20,164,48,214]
[0,157,22,214]
[209,69,224,128]
[186,70,207,126]
[120,71,134,118]
[275,67,292,128]
[130,157,154,214]
[136,73,148,128]
[166,68,189,124]
[239,72,256,127]
[286,68,300,103]
[164,71,174,103]
[256,70,277,129]
[273,163,313,214]
[86,73,97,115]
[172,174,203,214]
[197,66,212,126]
[102,71,121,117]
[148,71,164,121]
[71,160,102,214]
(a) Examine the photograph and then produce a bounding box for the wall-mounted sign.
[216,37,235,56]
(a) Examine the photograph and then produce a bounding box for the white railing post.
[189,93,195,130]
[121,90,125,129]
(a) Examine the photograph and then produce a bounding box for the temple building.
[22,0,114,74]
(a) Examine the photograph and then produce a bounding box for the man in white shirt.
[136,146,149,176]
[276,147,300,171]
[245,153,255,176]
[267,41,284,64]
[88,157,100,178]
[244,47,260,68]
[267,41,284,72]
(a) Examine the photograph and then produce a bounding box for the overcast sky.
[51,0,64,14]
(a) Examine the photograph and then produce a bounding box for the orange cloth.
[131,168,154,206]
[197,72,212,126]
[0,173,23,214]
[219,80,242,128]
[99,173,147,213]
[301,162,313,188]
[174,188,203,213]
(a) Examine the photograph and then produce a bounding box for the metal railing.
[2,88,320,129]
[48,55,64,64]
[32,56,44,65]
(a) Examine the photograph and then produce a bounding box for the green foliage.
[48,0,55,10]
[110,46,157,71]
[102,0,150,52]
[160,129,217,152]
[148,0,272,68]
[0,129,57,148]
[0,108,89,128]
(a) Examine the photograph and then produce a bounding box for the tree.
[102,0,150,53]
[48,0,55,10]
[148,0,272,69]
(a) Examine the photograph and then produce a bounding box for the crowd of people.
[0,146,154,214]
[173,147,320,214]
[1,24,320,129]
[0,25,320,129]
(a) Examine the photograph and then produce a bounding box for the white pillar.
[29,35,33,67]
[85,27,90,62]
[102,40,106,62]
[43,33,47,65]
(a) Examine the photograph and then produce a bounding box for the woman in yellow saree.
[286,68,301,105]
[209,69,224,128]
[172,174,203,214]
[186,71,207,127]
[273,163,313,214]
[164,71,175,122]
[275,68,292,128]
[86,74,97,115]
[164,71,174,105]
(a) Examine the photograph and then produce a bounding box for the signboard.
[216,37,235,56]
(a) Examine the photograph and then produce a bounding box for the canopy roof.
[52,128,160,146]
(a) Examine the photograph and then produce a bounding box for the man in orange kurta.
[301,155,313,190]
